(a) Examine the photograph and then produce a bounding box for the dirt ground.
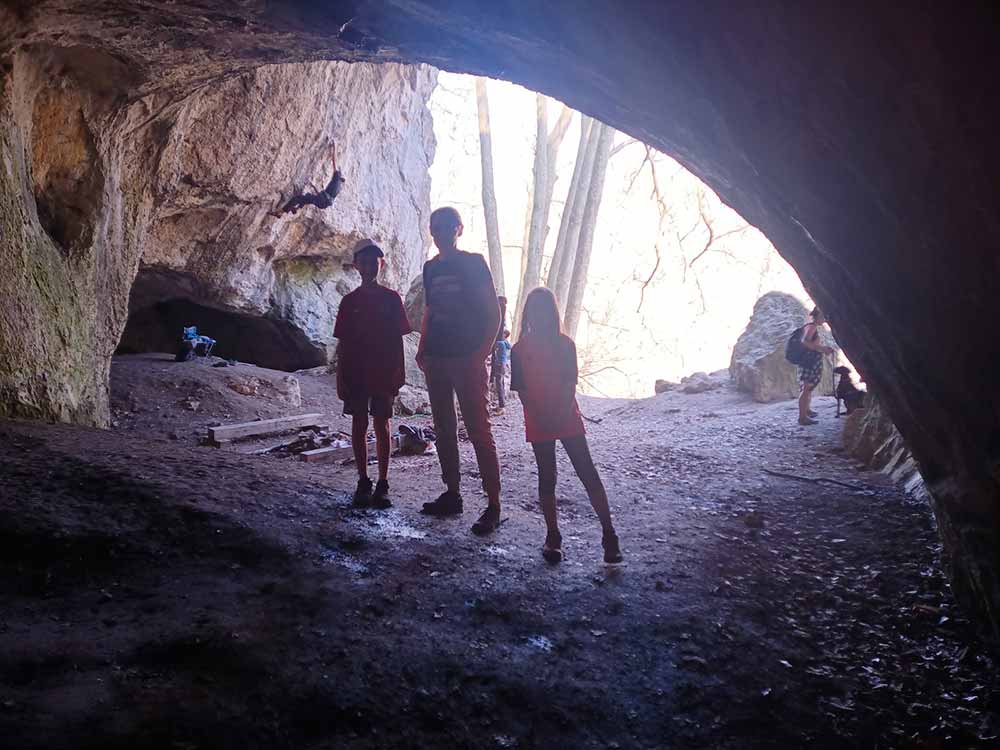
[1,355,998,749]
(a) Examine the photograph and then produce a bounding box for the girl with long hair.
[510,287,622,563]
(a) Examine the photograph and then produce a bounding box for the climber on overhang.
[273,142,345,216]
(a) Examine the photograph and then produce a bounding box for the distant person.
[333,242,412,508]
[275,144,345,215]
[491,328,511,413]
[416,207,503,535]
[797,307,835,426]
[510,286,622,564]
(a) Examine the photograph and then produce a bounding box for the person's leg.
[496,365,506,409]
[351,411,370,480]
[561,435,615,535]
[421,360,463,515]
[531,440,559,534]
[348,404,373,506]
[454,357,501,509]
[373,414,390,483]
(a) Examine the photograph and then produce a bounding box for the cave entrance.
[117,269,328,372]
[430,73,825,399]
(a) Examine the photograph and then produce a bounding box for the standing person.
[333,242,412,507]
[416,207,503,535]
[511,287,622,564]
[491,329,511,414]
[797,307,835,426]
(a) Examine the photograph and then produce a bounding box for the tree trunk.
[563,122,615,339]
[547,115,594,302]
[512,93,549,337]
[475,78,505,296]
[538,104,574,258]
[554,117,602,307]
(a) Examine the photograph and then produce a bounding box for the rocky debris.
[730,292,835,402]
[654,379,678,394]
[843,392,927,501]
[680,371,726,394]
[395,384,430,416]
[225,374,302,407]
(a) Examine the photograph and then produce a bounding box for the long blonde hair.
[520,287,563,340]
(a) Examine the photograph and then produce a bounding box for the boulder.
[225,374,302,407]
[654,379,677,394]
[680,371,723,394]
[395,384,430,416]
[729,292,836,402]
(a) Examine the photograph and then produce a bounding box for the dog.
[834,366,866,416]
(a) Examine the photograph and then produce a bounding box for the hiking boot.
[421,491,463,516]
[352,477,373,507]
[602,531,623,564]
[370,479,392,509]
[542,530,563,564]
[471,505,501,536]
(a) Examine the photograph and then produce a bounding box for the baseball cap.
[352,239,385,260]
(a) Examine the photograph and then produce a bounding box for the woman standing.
[798,307,836,426]
[511,287,622,564]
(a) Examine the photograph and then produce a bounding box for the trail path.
[0,356,996,748]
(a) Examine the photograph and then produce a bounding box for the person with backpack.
[416,207,504,535]
[786,307,835,425]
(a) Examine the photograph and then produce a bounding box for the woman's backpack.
[784,326,808,365]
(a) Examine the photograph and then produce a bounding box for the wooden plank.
[209,413,322,444]
[300,436,401,464]
[300,445,354,463]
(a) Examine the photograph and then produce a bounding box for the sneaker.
[370,479,391,509]
[421,491,463,516]
[602,531,623,564]
[352,477,373,507]
[542,530,563,564]
[471,505,501,536]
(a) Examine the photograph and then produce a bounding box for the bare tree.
[475,78,505,296]
[563,121,615,338]
[512,98,573,336]
[547,115,593,300]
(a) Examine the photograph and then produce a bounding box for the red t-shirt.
[510,332,585,443]
[333,283,412,398]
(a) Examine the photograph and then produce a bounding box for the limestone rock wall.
[1,48,435,425]
[130,61,436,368]
[730,292,835,402]
[843,393,928,504]
[0,46,152,426]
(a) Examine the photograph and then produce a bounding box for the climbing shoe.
[421,491,463,516]
[602,531,623,564]
[471,505,501,536]
[370,479,392,509]
[542,530,564,564]
[352,477,373,507]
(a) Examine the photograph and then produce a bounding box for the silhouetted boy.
[333,242,411,507]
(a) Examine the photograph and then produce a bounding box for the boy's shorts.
[343,394,394,419]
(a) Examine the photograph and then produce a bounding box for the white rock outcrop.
[729,291,835,402]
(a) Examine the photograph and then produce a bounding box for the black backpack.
[784,326,808,365]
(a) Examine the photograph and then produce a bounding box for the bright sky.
[429,73,811,398]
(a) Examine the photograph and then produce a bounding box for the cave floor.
[1,358,998,749]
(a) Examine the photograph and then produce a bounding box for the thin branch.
[609,137,640,158]
[636,146,668,312]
